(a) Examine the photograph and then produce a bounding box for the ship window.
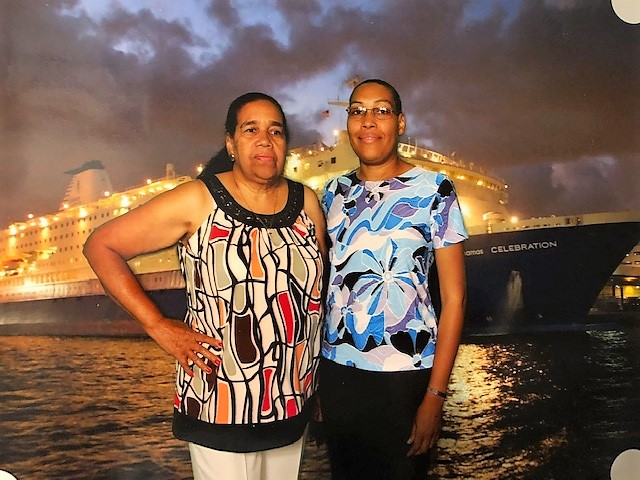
[331,157,336,164]
[292,167,298,172]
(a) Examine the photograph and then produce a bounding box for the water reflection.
[0,327,638,479]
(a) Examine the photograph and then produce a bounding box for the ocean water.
[0,322,638,480]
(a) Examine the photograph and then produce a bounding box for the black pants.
[319,358,431,480]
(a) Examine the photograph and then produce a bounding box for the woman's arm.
[83,179,221,376]
[407,242,466,456]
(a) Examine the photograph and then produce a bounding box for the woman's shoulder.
[405,167,455,188]
[324,169,358,191]
[168,179,214,216]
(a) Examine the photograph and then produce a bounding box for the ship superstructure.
[0,162,188,327]
[0,135,638,335]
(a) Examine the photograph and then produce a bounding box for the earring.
[229,153,235,161]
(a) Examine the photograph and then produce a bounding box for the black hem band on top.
[172,402,311,453]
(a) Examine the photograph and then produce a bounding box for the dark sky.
[1,0,638,226]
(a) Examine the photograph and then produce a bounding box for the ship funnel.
[166,163,176,179]
[60,160,114,210]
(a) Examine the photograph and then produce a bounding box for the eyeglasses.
[346,106,397,119]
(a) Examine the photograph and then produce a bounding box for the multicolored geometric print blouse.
[175,176,323,434]
[322,167,467,372]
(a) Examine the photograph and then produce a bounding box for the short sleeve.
[430,177,468,248]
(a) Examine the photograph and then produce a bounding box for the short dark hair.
[349,79,403,114]
[200,92,289,177]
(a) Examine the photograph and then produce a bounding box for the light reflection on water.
[1,325,638,479]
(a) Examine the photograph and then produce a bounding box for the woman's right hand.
[146,316,223,377]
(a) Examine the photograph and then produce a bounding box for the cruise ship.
[1,132,638,335]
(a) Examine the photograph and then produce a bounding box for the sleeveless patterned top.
[173,175,323,451]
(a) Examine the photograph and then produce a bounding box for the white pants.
[188,436,305,480]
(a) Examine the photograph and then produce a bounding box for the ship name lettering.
[490,240,558,254]
[464,249,484,256]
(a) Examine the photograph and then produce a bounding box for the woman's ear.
[397,113,406,136]
[225,133,235,160]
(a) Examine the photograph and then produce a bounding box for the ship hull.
[0,222,638,336]
[462,221,639,333]
[0,289,186,336]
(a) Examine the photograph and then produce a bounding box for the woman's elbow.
[82,231,100,263]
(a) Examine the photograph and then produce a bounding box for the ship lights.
[62,203,69,209]
[146,179,152,185]
[120,196,131,208]
[79,208,88,219]
[196,164,204,174]
[27,213,34,219]
[104,191,111,197]
[39,217,48,228]
[9,225,18,236]
[510,216,519,223]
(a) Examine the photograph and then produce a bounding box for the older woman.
[84,92,326,480]
[320,79,467,480]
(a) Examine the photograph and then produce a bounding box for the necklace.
[232,174,280,231]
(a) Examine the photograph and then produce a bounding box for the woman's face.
[347,82,406,167]
[226,99,287,182]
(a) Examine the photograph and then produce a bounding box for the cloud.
[0,0,637,226]
[499,154,639,217]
